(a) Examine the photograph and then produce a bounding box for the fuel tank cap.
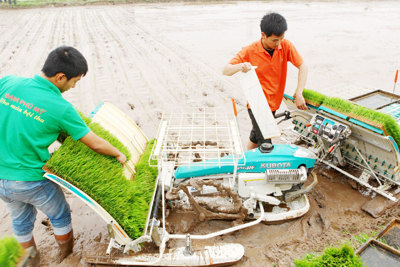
[259,142,274,153]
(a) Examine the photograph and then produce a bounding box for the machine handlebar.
[274,111,291,124]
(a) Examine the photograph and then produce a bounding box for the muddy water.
[0,1,400,266]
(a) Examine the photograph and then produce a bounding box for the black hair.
[41,46,88,80]
[260,13,287,37]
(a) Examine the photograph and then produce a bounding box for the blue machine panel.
[174,144,316,179]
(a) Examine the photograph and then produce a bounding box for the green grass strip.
[351,104,400,145]
[0,236,24,267]
[46,113,158,239]
[302,90,400,147]
[322,97,354,115]
[294,243,363,267]
[302,89,326,106]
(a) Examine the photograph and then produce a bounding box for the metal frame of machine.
[283,93,400,202]
[143,109,316,264]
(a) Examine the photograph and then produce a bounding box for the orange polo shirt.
[230,39,303,111]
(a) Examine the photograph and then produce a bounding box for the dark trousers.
[248,108,276,146]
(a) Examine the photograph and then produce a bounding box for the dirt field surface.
[1,1,400,266]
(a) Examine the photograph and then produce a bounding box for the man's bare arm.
[222,62,252,76]
[80,131,127,165]
[294,63,308,110]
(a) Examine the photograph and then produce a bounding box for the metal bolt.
[183,234,194,256]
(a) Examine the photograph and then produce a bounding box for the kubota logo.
[261,162,291,169]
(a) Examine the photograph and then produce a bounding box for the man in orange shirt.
[223,12,308,149]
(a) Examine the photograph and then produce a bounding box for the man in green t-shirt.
[0,46,127,265]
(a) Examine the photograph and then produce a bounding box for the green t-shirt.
[0,75,90,181]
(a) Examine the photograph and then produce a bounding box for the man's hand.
[294,93,307,110]
[116,152,127,165]
[80,131,127,165]
[222,62,253,76]
[239,62,252,73]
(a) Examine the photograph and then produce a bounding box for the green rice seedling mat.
[303,89,400,147]
[45,114,158,240]
[0,236,24,267]
[302,89,326,107]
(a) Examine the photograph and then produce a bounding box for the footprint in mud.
[41,218,51,228]
[205,101,215,107]
[93,232,102,242]
[128,102,135,110]
[306,211,330,234]
[310,189,326,209]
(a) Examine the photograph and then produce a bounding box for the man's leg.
[19,237,35,249]
[29,180,73,262]
[0,180,40,266]
[247,140,258,150]
[247,108,277,149]
[0,179,73,263]
[20,237,40,267]
[247,108,265,149]
[54,230,74,262]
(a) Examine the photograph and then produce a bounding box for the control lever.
[274,111,291,125]
[328,127,346,154]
